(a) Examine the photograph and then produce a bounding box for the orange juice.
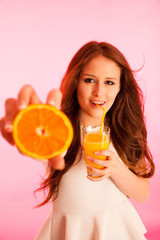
[83,132,110,174]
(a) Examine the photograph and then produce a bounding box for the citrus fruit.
[13,104,73,160]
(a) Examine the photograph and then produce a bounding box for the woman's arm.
[87,149,150,203]
[110,160,150,203]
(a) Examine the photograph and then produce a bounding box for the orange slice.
[13,104,73,160]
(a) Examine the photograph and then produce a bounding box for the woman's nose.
[92,83,104,97]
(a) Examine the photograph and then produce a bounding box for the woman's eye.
[84,78,95,83]
[105,81,115,85]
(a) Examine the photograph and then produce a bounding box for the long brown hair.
[36,41,155,206]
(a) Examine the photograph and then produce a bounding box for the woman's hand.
[0,85,41,145]
[87,149,150,202]
[0,84,62,143]
[87,149,121,181]
[0,84,65,170]
[49,155,65,170]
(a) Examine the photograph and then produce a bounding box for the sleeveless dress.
[34,143,147,240]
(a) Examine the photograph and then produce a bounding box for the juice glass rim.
[82,125,110,133]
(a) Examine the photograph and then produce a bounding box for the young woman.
[1,41,155,239]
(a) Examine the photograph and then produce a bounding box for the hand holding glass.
[82,126,110,178]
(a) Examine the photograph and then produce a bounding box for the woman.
[1,41,155,239]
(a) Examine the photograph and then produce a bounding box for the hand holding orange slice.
[13,104,73,160]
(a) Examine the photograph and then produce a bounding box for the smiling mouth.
[89,100,106,106]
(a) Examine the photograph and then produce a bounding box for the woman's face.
[77,55,121,126]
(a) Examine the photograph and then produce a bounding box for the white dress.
[34,143,147,240]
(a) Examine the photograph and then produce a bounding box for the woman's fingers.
[86,150,119,181]
[46,89,62,109]
[18,87,63,109]
[17,84,41,110]
[1,86,63,164]
[86,164,112,181]
[4,98,18,132]
[4,85,41,134]
[87,156,112,168]
[95,149,115,158]
[0,117,15,145]
[1,85,42,146]
[87,175,107,182]
[87,157,106,167]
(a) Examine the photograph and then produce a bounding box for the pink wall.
[0,0,160,239]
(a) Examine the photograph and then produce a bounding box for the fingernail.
[87,165,91,170]
[5,124,13,132]
[87,156,94,162]
[95,151,99,155]
[48,100,55,106]
[18,102,27,110]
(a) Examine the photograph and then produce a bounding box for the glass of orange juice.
[82,126,110,178]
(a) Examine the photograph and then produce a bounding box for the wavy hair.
[36,41,155,207]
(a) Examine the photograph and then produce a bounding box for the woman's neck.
[79,117,102,127]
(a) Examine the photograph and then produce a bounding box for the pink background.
[0,0,160,239]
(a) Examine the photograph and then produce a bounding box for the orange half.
[13,104,73,160]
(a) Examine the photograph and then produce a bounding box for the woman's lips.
[89,100,106,107]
